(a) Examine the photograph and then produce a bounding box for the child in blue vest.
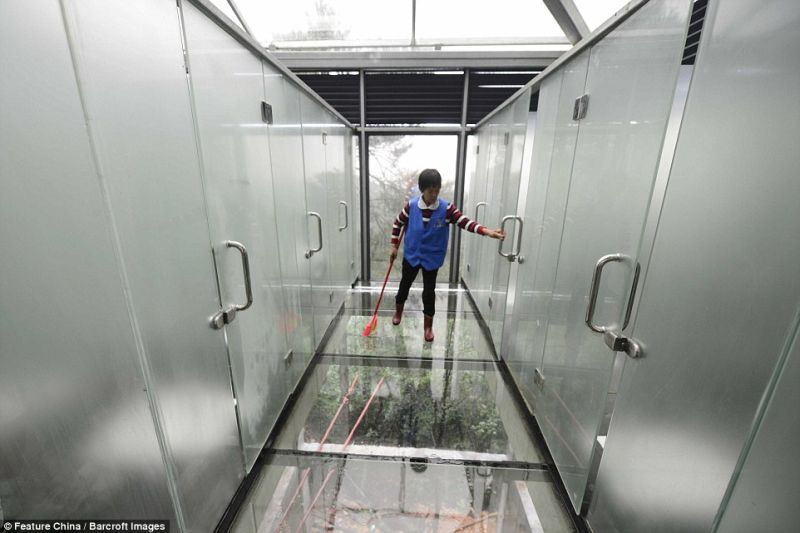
[389,169,505,341]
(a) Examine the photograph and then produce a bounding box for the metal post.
[359,70,371,282]
[449,70,470,284]
[411,0,417,47]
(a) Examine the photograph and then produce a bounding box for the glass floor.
[230,285,577,532]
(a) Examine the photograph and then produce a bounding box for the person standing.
[389,168,505,342]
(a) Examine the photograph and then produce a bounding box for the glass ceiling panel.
[574,0,631,31]
[209,0,244,30]
[416,0,567,42]
[234,0,413,47]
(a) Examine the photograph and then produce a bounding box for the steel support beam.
[542,0,590,44]
[476,0,649,129]
[358,126,465,135]
[225,0,254,38]
[186,0,355,128]
[358,70,371,282]
[273,50,565,70]
[450,70,471,284]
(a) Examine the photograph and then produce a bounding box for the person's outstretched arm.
[446,203,505,240]
[389,200,410,262]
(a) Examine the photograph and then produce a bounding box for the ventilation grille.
[364,71,465,125]
[294,71,361,124]
[682,0,708,65]
[294,69,542,126]
[468,71,540,124]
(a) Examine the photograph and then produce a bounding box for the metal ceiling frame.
[227,0,575,56]
[542,0,590,44]
[268,36,570,49]
[274,50,565,70]
[188,0,355,128]
[475,0,650,129]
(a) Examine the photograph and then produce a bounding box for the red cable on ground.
[276,374,360,530]
[293,376,386,533]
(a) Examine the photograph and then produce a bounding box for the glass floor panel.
[271,357,544,464]
[321,309,495,360]
[344,283,476,315]
[231,453,576,533]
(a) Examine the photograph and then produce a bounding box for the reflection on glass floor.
[230,286,577,532]
[344,283,474,315]
[233,454,575,533]
[272,358,543,464]
[322,310,494,360]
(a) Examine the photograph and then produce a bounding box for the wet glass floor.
[230,285,576,532]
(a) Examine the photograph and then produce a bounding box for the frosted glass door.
[323,113,351,311]
[536,0,692,511]
[64,0,246,524]
[589,0,800,529]
[300,94,335,345]
[462,134,488,291]
[183,4,289,471]
[0,0,175,519]
[503,69,576,408]
[262,72,316,382]
[488,91,531,353]
[473,121,506,319]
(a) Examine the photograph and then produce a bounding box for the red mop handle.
[372,229,404,314]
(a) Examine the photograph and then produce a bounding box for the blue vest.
[404,196,449,271]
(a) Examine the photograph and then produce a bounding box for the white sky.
[229,0,633,46]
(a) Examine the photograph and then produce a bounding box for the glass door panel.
[472,122,504,318]
[503,69,576,411]
[590,0,800,529]
[300,94,334,346]
[537,0,693,511]
[323,115,351,312]
[368,135,457,283]
[183,4,289,471]
[463,131,490,293]
[68,0,248,523]
[488,90,532,353]
[460,135,478,288]
[0,0,176,518]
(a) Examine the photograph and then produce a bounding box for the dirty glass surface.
[232,453,575,532]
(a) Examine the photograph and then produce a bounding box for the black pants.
[395,258,438,316]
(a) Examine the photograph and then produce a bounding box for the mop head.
[362,314,378,337]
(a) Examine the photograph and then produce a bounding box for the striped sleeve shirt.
[391,200,485,245]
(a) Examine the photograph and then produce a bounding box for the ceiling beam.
[273,50,565,70]
[542,0,590,44]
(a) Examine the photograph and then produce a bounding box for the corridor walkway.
[230,285,577,532]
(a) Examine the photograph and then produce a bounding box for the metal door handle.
[305,212,323,258]
[475,201,487,220]
[622,261,641,330]
[226,240,253,312]
[338,201,348,231]
[585,253,644,358]
[511,216,524,260]
[209,240,253,329]
[585,253,623,333]
[498,215,523,261]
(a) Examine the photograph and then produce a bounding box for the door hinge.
[322,132,328,145]
[488,296,493,309]
[603,330,644,359]
[209,305,237,330]
[504,132,510,145]
[261,101,273,124]
[534,368,545,389]
[476,144,480,154]
[573,94,590,121]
